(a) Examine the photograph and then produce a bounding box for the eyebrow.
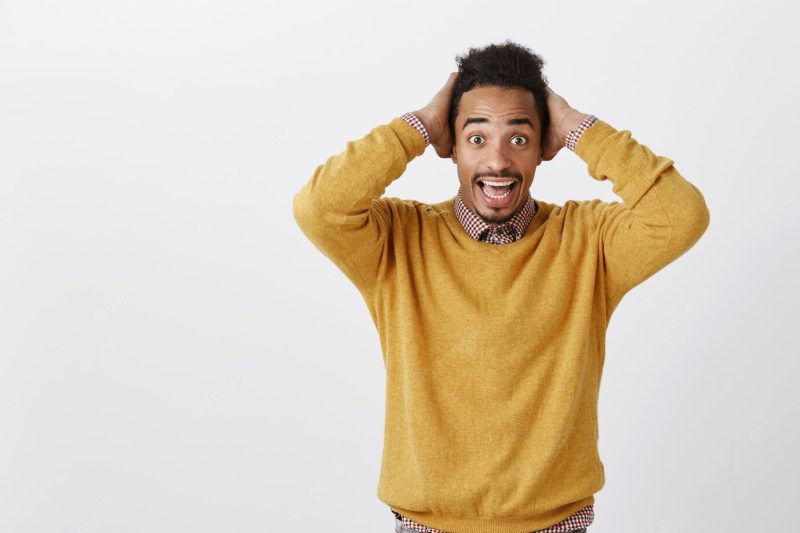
[462,116,534,131]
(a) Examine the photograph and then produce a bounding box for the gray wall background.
[1,0,797,531]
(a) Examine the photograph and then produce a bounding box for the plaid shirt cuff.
[565,114,599,151]
[401,112,431,147]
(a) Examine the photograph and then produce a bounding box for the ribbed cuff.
[400,112,431,146]
[390,117,428,159]
[565,114,599,151]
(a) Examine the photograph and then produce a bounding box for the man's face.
[451,85,543,226]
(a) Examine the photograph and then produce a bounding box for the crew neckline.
[434,196,551,251]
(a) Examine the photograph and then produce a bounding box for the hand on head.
[416,75,586,163]
[414,72,459,159]
[540,86,590,161]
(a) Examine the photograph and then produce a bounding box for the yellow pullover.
[293,117,710,533]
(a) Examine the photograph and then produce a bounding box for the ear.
[451,144,458,164]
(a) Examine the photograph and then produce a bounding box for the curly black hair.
[449,40,550,146]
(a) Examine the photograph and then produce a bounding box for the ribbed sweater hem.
[389,495,595,533]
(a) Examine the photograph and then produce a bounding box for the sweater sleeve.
[292,117,427,293]
[574,120,711,313]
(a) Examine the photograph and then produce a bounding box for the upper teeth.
[481,180,514,186]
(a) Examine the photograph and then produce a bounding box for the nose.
[484,140,512,172]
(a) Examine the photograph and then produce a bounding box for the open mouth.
[475,178,519,207]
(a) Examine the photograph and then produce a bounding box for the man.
[293,41,709,533]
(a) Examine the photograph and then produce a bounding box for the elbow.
[292,187,320,237]
[689,183,711,239]
[672,183,711,251]
[292,185,338,245]
[696,196,711,237]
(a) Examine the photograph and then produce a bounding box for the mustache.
[473,171,523,183]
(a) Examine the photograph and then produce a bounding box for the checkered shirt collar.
[453,187,537,244]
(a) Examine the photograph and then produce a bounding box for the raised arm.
[292,118,423,293]
[292,73,458,294]
[544,87,711,314]
[579,121,710,312]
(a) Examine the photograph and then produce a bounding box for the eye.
[468,134,485,145]
[510,135,528,146]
